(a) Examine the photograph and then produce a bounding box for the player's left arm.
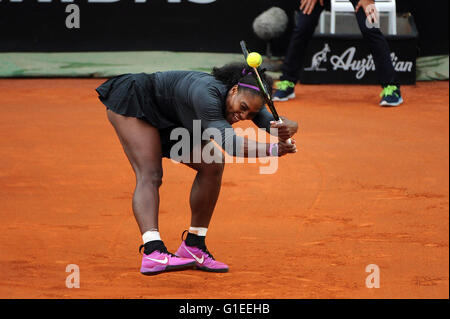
[252,107,299,141]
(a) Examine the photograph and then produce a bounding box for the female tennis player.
[96,63,299,275]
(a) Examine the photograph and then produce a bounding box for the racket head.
[239,40,280,121]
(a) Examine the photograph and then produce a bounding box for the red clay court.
[0,79,448,298]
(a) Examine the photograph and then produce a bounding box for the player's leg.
[351,0,403,106]
[175,141,229,272]
[185,160,224,228]
[106,110,195,275]
[107,109,163,233]
[274,3,326,101]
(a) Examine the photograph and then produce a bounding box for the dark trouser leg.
[281,5,325,83]
[350,0,398,87]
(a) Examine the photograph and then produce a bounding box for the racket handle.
[275,119,293,145]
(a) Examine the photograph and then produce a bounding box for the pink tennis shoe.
[139,244,195,276]
[175,238,229,273]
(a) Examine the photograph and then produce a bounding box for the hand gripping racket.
[240,40,293,146]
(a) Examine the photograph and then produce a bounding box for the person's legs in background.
[351,0,403,106]
[274,3,325,101]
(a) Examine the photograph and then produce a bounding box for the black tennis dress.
[96,71,274,158]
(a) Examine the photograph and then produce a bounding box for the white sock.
[189,227,208,237]
[142,230,161,244]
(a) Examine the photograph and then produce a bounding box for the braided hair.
[211,62,273,97]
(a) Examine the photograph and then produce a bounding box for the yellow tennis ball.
[247,52,263,68]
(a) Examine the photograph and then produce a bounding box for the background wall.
[0,0,448,57]
[396,0,449,56]
[0,0,284,53]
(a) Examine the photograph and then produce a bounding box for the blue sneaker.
[273,80,296,102]
[380,85,403,107]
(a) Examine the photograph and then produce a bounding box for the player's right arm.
[205,120,296,158]
[192,83,296,158]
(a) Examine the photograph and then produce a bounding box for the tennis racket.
[240,40,292,145]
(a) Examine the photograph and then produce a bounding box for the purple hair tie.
[238,82,260,92]
[242,68,253,76]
